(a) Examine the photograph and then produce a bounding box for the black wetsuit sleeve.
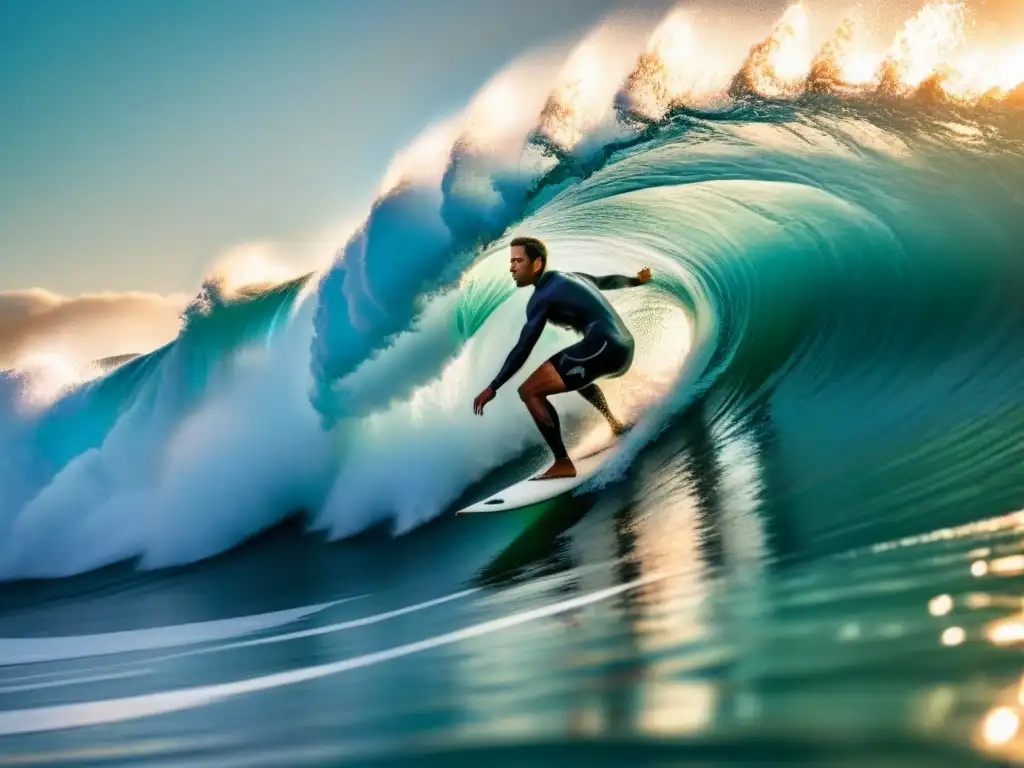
[573,272,643,290]
[489,299,548,391]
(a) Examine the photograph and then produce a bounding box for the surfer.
[472,236,652,480]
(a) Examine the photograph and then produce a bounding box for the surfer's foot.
[532,458,577,480]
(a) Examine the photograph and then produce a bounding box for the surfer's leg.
[554,332,633,436]
[517,361,576,480]
[577,383,627,435]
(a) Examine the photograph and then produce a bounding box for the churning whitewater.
[2,0,1024,581]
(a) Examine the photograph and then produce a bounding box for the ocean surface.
[2,1,1024,765]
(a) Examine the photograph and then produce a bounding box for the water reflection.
[411,387,1024,760]
[629,399,777,737]
[457,394,781,742]
[6,398,1024,764]
[977,678,1024,762]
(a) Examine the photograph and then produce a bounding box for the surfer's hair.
[510,236,547,273]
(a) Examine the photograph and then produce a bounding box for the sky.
[1,0,1021,301]
[0,0,680,297]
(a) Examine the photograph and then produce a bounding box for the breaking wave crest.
[2,0,1024,581]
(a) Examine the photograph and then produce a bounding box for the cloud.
[0,288,189,369]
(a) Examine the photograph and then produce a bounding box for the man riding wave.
[473,236,652,480]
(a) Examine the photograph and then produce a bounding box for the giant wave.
[3,0,1024,580]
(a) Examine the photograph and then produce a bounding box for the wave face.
[3,0,1024,580]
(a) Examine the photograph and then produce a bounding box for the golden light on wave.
[734,2,815,98]
[928,594,954,616]
[617,12,693,121]
[381,51,567,186]
[965,593,994,610]
[871,512,1024,554]
[464,76,528,150]
[770,4,814,84]
[211,242,298,295]
[990,555,1024,575]
[970,554,1024,580]
[649,10,694,84]
[840,52,883,86]
[538,27,639,150]
[740,0,1022,103]
[13,350,99,408]
[539,39,606,150]
[938,42,1024,100]
[616,0,1024,116]
[1003,44,1024,91]
[812,15,884,88]
[368,0,1024,201]
[971,674,1024,762]
[369,0,1024,202]
[986,614,1024,646]
[941,626,966,646]
[617,6,752,120]
[378,119,462,196]
[638,681,716,737]
[982,706,1020,745]
[880,0,966,92]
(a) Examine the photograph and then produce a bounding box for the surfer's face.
[510,246,541,287]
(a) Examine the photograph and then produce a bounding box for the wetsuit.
[489,269,642,393]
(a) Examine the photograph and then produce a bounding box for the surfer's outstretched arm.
[574,267,652,290]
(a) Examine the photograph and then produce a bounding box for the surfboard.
[455,430,622,515]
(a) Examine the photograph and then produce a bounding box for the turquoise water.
[3,27,1024,768]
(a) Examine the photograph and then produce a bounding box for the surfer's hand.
[637,267,652,283]
[473,386,496,415]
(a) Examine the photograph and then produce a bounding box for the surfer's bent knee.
[518,376,541,401]
[517,361,560,401]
